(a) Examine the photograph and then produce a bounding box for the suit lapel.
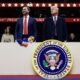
[21,17,23,27]
[56,16,59,25]
[50,17,55,26]
[28,16,30,28]
[51,16,59,26]
[20,17,23,34]
[50,17,56,26]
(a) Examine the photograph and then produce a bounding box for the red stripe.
[0,74,79,78]
[0,18,80,22]
[66,74,80,78]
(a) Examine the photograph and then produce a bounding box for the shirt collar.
[53,16,58,20]
[23,15,29,18]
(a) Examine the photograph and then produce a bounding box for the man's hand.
[28,36,35,43]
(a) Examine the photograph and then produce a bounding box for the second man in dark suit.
[43,6,67,41]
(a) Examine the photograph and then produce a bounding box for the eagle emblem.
[43,50,63,70]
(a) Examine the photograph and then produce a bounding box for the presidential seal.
[32,40,73,80]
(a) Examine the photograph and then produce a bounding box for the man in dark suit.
[15,6,37,43]
[43,6,67,41]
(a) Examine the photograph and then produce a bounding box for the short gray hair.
[50,6,59,12]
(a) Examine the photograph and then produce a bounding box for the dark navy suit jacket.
[43,16,67,41]
[15,16,37,40]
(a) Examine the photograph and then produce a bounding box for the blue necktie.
[54,16,56,25]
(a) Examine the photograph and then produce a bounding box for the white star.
[73,3,76,7]
[42,3,46,7]
[20,3,24,7]
[54,4,58,7]
[14,3,18,7]
[67,3,70,7]
[36,3,39,7]
[8,3,12,7]
[27,3,30,7]
[29,3,33,7]
[48,3,52,7]
[60,3,64,7]
[2,3,5,7]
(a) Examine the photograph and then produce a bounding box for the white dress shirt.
[52,16,58,36]
[52,16,58,24]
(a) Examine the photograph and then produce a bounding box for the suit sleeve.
[15,19,19,41]
[42,18,47,41]
[32,19,37,41]
[62,18,68,41]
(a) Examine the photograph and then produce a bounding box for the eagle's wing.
[56,54,60,63]
[44,54,49,63]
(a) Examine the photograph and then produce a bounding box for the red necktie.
[23,16,28,35]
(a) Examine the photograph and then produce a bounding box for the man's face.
[22,7,29,15]
[50,7,58,15]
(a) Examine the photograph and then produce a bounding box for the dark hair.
[4,26,11,33]
[22,6,30,11]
